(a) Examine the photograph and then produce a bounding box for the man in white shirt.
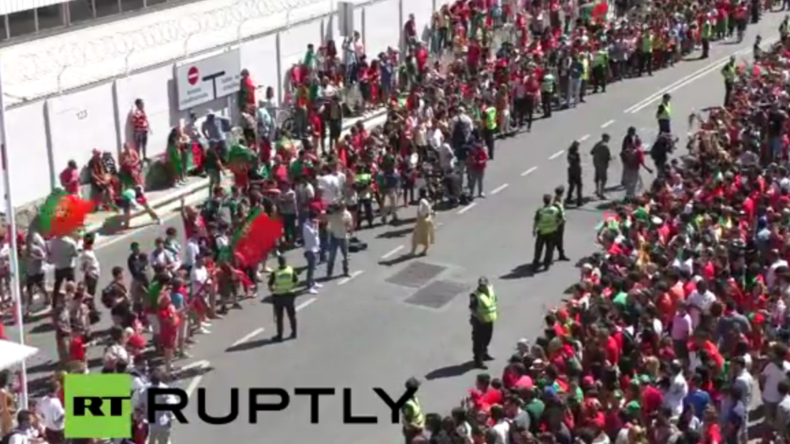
[326,204,353,280]
[141,369,178,444]
[189,254,213,331]
[767,250,789,289]
[183,236,201,272]
[687,279,716,328]
[49,235,79,295]
[489,405,511,444]
[302,214,322,294]
[317,167,346,206]
[36,382,65,444]
[79,235,101,296]
[149,238,178,275]
[762,343,790,428]
[7,410,38,444]
[662,361,688,419]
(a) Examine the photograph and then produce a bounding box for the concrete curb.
[83,108,390,235]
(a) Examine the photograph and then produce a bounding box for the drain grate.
[405,280,469,309]
[385,261,446,288]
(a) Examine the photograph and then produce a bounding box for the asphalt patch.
[385,261,446,288]
[405,280,469,309]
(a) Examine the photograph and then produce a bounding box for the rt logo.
[65,374,133,439]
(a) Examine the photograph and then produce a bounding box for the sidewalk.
[84,108,389,236]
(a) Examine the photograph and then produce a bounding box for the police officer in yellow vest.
[267,255,299,341]
[580,52,590,103]
[482,99,498,160]
[639,28,653,76]
[701,18,713,58]
[656,93,672,135]
[541,69,556,118]
[592,47,608,93]
[469,277,498,369]
[721,56,737,107]
[532,193,561,271]
[401,377,425,444]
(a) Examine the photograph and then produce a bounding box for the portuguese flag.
[226,143,256,176]
[38,188,94,237]
[229,207,283,267]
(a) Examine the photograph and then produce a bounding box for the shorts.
[594,168,608,183]
[159,327,177,349]
[26,273,45,291]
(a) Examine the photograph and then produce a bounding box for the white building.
[0,0,441,208]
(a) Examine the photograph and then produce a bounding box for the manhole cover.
[405,280,469,309]
[386,261,446,288]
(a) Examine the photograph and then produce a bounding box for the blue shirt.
[684,388,711,419]
[170,291,186,310]
[201,118,227,142]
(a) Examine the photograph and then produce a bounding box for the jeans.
[468,169,485,196]
[568,78,582,107]
[326,236,349,277]
[304,250,317,288]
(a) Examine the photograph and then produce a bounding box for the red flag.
[234,211,283,267]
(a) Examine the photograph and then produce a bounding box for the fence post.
[275,31,283,105]
[111,79,124,157]
[398,0,405,54]
[42,100,57,191]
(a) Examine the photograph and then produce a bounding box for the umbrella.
[0,340,38,371]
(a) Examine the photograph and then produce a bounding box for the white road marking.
[578,134,590,142]
[549,150,565,160]
[382,245,405,260]
[338,271,364,286]
[491,183,509,195]
[457,202,478,214]
[184,360,211,397]
[230,328,265,348]
[181,359,210,371]
[521,166,538,177]
[296,297,318,310]
[625,43,762,114]
[601,120,615,129]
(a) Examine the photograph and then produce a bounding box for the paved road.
[4,13,783,443]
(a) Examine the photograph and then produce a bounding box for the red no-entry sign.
[187,66,200,85]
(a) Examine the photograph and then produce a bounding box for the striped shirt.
[132,109,149,132]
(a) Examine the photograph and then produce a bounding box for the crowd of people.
[0,0,778,442]
[400,16,790,444]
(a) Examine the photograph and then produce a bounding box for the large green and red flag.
[38,188,94,237]
[230,208,283,267]
[226,143,256,176]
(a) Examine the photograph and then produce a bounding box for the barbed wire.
[13,0,323,83]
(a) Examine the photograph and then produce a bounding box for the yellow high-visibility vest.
[272,266,296,295]
[657,103,671,120]
[475,285,498,323]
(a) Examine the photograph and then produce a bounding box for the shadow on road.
[500,264,536,280]
[425,361,477,380]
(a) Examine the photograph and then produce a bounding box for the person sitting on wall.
[88,149,118,211]
[119,142,144,190]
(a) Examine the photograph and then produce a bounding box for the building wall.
[0,0,449,208]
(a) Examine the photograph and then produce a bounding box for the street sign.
[187,67,199,85]
[175,50,241,111]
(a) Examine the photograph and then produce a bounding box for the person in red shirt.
[468,373,503,411]
[466,141,488,198]
[59,160,80,195]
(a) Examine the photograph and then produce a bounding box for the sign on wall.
[175,50,242,111]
